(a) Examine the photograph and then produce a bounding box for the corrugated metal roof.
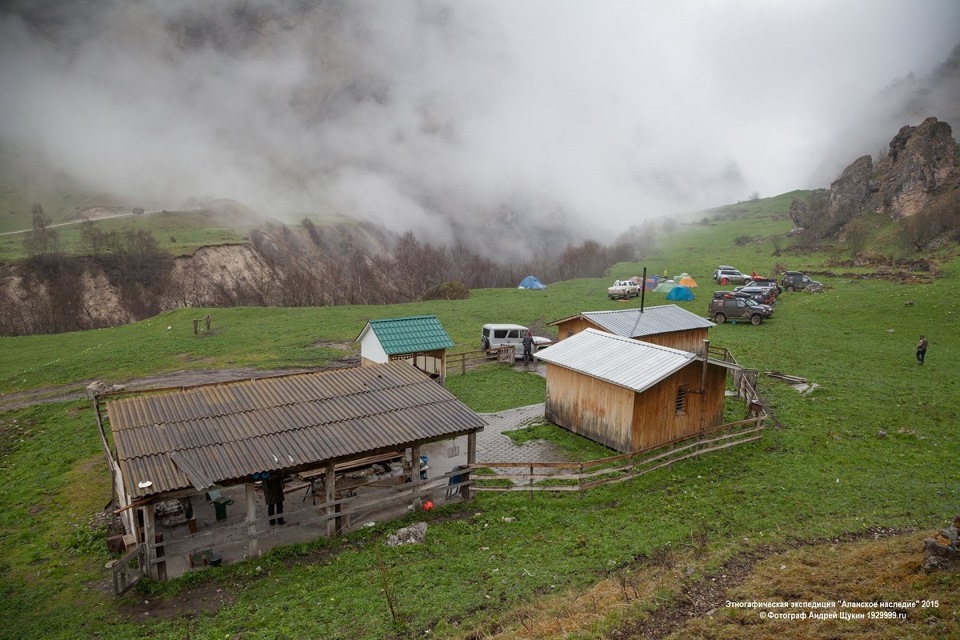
[535,328,698,392]
[107,362,484,499]
[358,315,455,354]
[551,305,714,338]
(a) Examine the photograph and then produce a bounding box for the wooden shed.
[96,361,484,590]
[534,329,737,453]
[549,305,714,353]
[356,315,454,384]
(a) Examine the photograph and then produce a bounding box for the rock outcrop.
[829,117,959,221]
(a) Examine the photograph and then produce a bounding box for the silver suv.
[714,268,749,285]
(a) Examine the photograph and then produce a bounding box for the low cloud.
[1,0,958,255]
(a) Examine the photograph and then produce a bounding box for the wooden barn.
[534,329,737,453]
[356,315,454,384]
[96,361,485,589]
[549,305,714,353]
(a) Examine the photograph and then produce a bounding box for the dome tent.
[518,275,547,290]
[678,275,698,287]
[653,279,676,293]
[665,285,695,301]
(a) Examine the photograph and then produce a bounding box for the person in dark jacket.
[263,474,286,525]
[522,330,534,365]
[916,335,928,365]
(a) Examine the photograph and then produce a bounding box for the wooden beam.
[411,445,421,510]
[246,482,258,558]
[325,461,336,537]
[142,504,157,580]
[466,432,477,499]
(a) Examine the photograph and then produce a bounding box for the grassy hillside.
[1,196,958,639]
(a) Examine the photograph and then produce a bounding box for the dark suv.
[780,271,823,292]
[708,295,773,325]
[743,277,781,294]
[732,285,777,305]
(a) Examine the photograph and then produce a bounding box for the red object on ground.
[423,501,434,510]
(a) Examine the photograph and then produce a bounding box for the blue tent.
[518,275,547,290]
[665,285,695,301]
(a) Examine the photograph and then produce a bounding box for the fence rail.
[140,467,473,571]
[471,416,766,495]
[111,543,145,596]
[446,346,514,375]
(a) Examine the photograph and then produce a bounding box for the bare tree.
[23,204,61,263]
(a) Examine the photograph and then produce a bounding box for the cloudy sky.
[0,0,958,247]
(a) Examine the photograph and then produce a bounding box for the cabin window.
[675,387,688,414]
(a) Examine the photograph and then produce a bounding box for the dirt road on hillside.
[0,366,337,412]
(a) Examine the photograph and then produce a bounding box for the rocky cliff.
[828,117,959,222]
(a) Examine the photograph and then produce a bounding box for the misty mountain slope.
[815,42,960,184]
[2,2,959,261]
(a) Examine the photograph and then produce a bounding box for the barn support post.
[411,445,422,510]
[246,482,258,558]
[700,340,709,394]
[325,461,336,537]
[142,504,157,580]
[462,432,477,499]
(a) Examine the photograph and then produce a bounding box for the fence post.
[529,463,534,499]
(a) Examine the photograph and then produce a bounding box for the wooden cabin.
[356,315,454,384]
[97,362,485,589]
[534,329,737,453]
[549,305,714,353]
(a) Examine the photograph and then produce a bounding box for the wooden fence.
[446,346,515,376]
[111,543,145,596]
[470,417,766,496]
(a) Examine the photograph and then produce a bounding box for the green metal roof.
[362,315,454,355]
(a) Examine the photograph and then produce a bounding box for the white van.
[480,323,552,359]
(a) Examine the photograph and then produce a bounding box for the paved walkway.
[476,403,570,464]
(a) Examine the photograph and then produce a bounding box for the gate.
[112,542,145,596]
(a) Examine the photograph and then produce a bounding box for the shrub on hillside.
[421,280,470,301]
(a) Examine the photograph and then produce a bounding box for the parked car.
[780,271,823,292]
[708,295,773,325]
[607,279,641,299]
[733,285,778,305]
[742,277,781,294]
[712,265,737,281]
[714,268,749,285]
[481,323,552,359]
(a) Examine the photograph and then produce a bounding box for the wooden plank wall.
[630,361,726,451]
[638,328,709,353]
[544,365,634,452]
[552,318,600,342]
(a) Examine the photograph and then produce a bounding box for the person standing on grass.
[916,335,928,365]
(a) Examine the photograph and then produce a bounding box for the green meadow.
[1,194,958,639]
